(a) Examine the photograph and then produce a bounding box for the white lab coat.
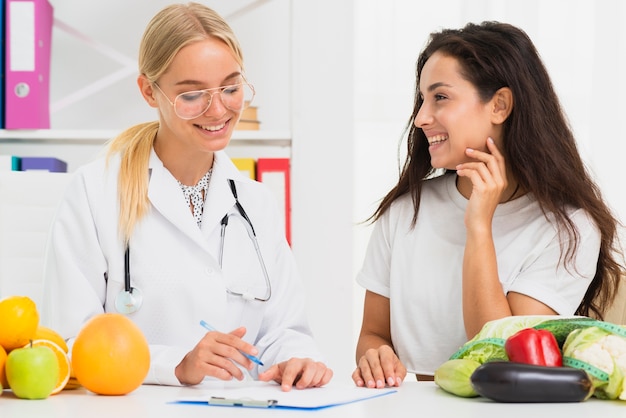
[42,149,323,386]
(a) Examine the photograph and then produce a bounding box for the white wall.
[289,1,356,382]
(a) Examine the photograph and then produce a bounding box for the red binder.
[256,158,291,245]
[5,0,54,129]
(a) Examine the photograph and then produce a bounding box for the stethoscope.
[115,248,142,314]
[114,179,272,314]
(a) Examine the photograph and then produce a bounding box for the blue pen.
[199,320,264,366]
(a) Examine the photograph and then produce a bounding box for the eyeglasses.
[153,80,255,120]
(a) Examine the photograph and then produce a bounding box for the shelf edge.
[0,129,292,145]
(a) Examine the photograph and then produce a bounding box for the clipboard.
[173,382,397,410]
[208,396,278,408]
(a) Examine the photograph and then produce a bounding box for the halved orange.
[27,340,70,395]
[33,326,69,353]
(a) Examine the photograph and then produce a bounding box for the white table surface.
[1,380,624,417]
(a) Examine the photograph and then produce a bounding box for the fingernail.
[376,379,384,388]
[488,137,494,143]
[466,148,474,153]
[367,380,375,388]
[387,377,395,386]
[356,380,364,387]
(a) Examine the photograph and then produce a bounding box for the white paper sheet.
[174,381,397,410]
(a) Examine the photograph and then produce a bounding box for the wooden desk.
[1,381,624,417]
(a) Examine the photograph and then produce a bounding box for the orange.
[0,296,39,351]
[33,326,69,353]
[0,345,7,389]
[71,313,150,395]
[27,340,70,395]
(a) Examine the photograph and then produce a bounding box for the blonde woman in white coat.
[42,2,332,390]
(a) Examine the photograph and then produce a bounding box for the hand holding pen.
[200,320,264,365]
[173,320,263,385]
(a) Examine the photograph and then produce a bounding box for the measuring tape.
[450,337,505,359]
[586,320,626,338]
[535,318,626,339]
[563,356,610,381]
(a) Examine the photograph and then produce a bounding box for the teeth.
[199,122,226,132]
[428,134,448,145]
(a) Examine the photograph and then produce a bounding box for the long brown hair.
[372,21,624,318]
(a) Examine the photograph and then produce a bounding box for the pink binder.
[5,0,54,129]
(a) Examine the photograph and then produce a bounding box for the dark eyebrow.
[174,71,243,88]
[426,82,453,92]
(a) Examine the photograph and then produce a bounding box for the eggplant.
[470,361,593,403]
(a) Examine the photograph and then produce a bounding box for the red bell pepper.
[504,328,563,367]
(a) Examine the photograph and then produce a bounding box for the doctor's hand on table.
[257,357,333,392]
[353,345,407,389]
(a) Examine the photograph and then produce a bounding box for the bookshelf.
[0,129,291,145]
[0,129,292,171]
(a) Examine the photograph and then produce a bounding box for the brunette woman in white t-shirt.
[352,21,625,388]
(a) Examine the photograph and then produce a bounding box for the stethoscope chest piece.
[115,287,144,315]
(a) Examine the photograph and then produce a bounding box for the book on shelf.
[235,120,261,130]
[20,157,67,172]
[235,104,260,131]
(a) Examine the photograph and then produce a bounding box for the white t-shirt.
[356,173,601,376]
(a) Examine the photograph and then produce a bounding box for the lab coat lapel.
[145,150,243,249]
[147,152,209,250]
[200,152,239,233]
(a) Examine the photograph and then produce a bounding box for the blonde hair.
[106,3,244,245]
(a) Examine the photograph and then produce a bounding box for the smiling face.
[139,38,244,160]
[414,52,501,170]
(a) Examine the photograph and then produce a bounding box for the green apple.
[6,343,59,399]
